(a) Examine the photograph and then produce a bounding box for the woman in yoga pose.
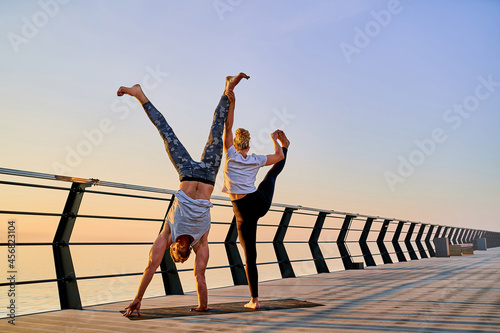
[119,72,249,315]
[222,103,290,309]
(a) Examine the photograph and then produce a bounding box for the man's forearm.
[134,266,156,301]
[196,275,208,308]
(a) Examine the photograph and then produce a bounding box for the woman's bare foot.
[225,73,250,93]
[244,298,260,309]
[277,130,290,148]
[117,84,149,104]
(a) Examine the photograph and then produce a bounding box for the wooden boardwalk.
[3,248,500,333]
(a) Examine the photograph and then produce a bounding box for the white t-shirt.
[222,145,267,194]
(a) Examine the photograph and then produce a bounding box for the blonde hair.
[234,128,251,151]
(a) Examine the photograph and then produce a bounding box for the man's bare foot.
[277,130,290,148]
[117,84,149,104]
[244,298,260,309]
[225,73,250,93]
[190,306,212,312]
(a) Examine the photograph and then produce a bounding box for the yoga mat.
[121,298,323,320]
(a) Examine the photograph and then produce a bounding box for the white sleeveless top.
[166,190,212,246]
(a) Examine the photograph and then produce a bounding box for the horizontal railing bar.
[0,239,400,246]
[321,256,343,260]
[324,215,345,219]
[84,189,172,201]
[0,242,53,246]
[0,278,62,287]
[292,211,325,217]
[0,210,62,217]
[256,260,281,266]
[76,271,158,281]
[285,225,316,230]
[94,180,177,195]
[289,258,314,263]
[0,180,70,191]
[256,223,280,228]
[0,167,76,182]
[70,242,154,246]
[267,208,288,213]
[72,215,164,222]
[268,202,302,210]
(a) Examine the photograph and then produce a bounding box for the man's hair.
[170,244,191,263]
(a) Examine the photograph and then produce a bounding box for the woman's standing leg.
[232,193,266,309]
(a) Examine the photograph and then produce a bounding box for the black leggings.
[231,148,287,298]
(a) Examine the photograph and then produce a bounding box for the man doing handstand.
[119,73,249,316]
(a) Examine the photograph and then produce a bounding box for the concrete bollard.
[477,238,487,251]
[434,237,450,257]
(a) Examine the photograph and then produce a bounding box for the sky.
[1,0,500,236]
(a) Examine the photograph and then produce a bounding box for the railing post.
[464,229,472,244]
[459,229,467,244]
[308,212,329,274]
[337,214,356,270]
[472,231,483,250]
[470,230,477,248]
[225,216,247,285]
[53,182,91,310]
[425,225,436,257]
[472,230,480,244]
[359,217,376,267]
[404,222,418,260]
[434,226,443,239]
[273,207,296,278]
[442,227,450,240]
[450,228,459,245]
[456,229,465,244]
[466,229,472,243]
[377,219,393,264]
[415,224,428,259]
[392,221,407,262]
[159,194,183,295]
[474,230,483,248]
[464,229,473,243]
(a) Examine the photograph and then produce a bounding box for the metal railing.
[1,167,499,311]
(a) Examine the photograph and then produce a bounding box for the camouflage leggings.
[142,95,230,186]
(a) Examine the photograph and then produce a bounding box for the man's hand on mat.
[123,299,141,317]
[190,306,212,312]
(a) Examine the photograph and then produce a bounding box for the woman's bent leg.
[256,147,288,208]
